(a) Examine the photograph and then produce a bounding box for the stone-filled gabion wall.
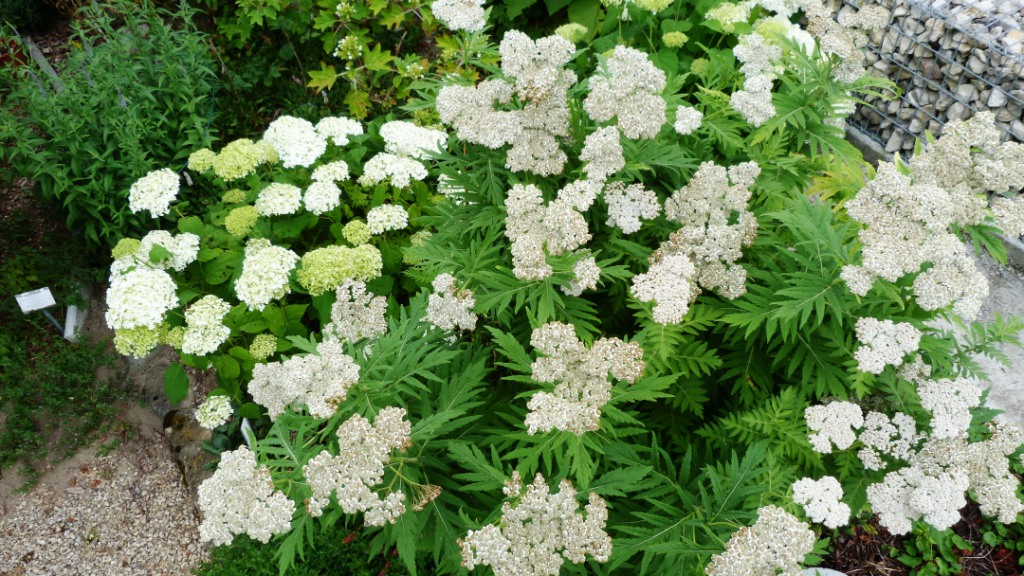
[831,0,1024,154]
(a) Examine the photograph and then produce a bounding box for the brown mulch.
[824,498,1023,576]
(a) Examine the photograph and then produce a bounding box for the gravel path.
[0,404,209,576]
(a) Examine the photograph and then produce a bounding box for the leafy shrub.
[109,1,1024,575]
[0,0,215,249]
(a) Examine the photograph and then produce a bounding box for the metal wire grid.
[843,0,1024,154]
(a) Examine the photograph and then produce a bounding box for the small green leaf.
[178,216,204,236]
[163,363,189,405]
[149,244,172,263]
[238,402,262,419]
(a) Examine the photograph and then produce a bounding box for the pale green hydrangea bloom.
[342,220,372,246]
[112,238,141,260]
[225,206,259,237]
[662,31,689,47]
[162,326,186,348]
[707,2,752,32]
[636,0,673,11]
[403,230,433,265]
[690,58,710,76]
[213,139,265,181]
[249,333,278,361]
[188,148,217,173]
[297,245,383,296]
[222,189,247,204]
[114,326,161,358]
[554,23,588,43]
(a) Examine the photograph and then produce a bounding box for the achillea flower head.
[853,317,922,374]
[129,168,180,218]
[188,148,216,173]
[302,407,411,523]
[263,115,327,168]
[234,239,299,311]
[805,401,864,453]
[431,0,486,32]
[197,446,296,546]
[562,255,601,297]
[195,395,233,429]
[505,184,591,281]
[323,280,388,344]
[315,116,363,146]
[248,339,361,420]
[224,206,259,237]
[249,333,278,361]
[858,411,919,470]
[366,204,409,235]
[792,476,851,528]
[460,473,611,576]
[705,505,816,576]
[303,180,342,215]
[579,126,624,181]
[181,295,232,356]
[525,322,644,435]
[583,46,666,139]
[426,273,477,333]
[673,105,703,135]
[918,377,982,439]
[255,183,303,216]
[603,181,661,234]
[296,244,383,296]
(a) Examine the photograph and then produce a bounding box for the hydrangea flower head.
[263,115,327,168]
[129,168,180,218]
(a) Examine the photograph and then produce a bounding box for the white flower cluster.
[234,239,299,312]
[426,273,477,333]
[867,464,970,534]
[437,31,575,176]
[991,196,1024,237]
[525,322,644,435]
[105,268,179,330]
[263,115,327,168]
[730,33,781,126]
[563,256,601,297]
[857,411,919,470]
[584,45,666,139]
[841,161,989,319]
[110,230,200,276]
[366,204,409,235]
[248,339,361,420]
[195,395,232,430]
[311,160,350,183]
[631,251,698,324]
[197,446,296,546]
[792,476,850,528]
[603,181,661,234]
[302,407,411,524]
[705,505,815,576]
[917,377,982,439]
[460,472,611,576]
[657,161,759,303]
[129,168,180,218]
[853,317,922,375]
[504,183,591,281]
[181,295,231,356]
[303,180,342,215]
[315,116,363,146]
[431,0,486,32]
[380,120,447,160]
[358,121,446,188]
[673,105,703,135]
[579,126,624,181]
[805,401,864,453]
[805,0,888,83]
[961,422,1024,523]
[323,280,388,344]
[255,182,303,216]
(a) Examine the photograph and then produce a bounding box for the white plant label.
[15,287,57,313]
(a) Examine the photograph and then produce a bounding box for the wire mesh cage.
[830,0,1024,155]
